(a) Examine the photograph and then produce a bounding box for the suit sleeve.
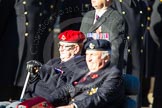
[109,14,126,70]
[80,14,87,33]
[80,11,93,34]
[74,70,124,108]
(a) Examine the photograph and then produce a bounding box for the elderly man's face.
[86,50,109,72]
[58,42,78,62]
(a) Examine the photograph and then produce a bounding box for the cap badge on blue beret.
[61,35,66,40]
[89,43,95,49]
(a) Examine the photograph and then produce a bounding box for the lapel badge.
[87,87,98,95]
[61,35,66,40]
[89,43,95,49]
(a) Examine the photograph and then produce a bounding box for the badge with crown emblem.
[61,35,66,40]
[87,87,98,95]
[89,43,95,49]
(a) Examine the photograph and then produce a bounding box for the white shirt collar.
[94,8,107,24]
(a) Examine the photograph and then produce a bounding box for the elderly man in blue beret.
[55,39,124,108]
[21,39,124,108]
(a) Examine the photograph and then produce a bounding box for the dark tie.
[96,15,100,20]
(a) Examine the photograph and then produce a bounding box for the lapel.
[88,7,113,32]
[70,56,88,82]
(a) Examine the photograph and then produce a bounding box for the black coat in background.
[14,0,59,87]
[150,0,162,107]
[58,0,83,32]
[0,0,21,100]
[112,0,148,79]
[112,0,149,107]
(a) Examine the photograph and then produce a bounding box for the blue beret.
[85,39,111,51]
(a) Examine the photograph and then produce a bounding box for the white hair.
[101,51,111,59]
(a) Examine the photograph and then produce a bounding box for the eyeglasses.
[58,43,75,50]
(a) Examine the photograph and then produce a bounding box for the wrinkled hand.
[56,104,74,108]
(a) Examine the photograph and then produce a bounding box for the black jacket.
[41,64,124,108]
[112,0,148,77]
[24,55,88,101]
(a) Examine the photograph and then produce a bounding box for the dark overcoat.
[43,64,124,108]
[150,0,162,107]
[24,56,88,101]
[112,1,149,107]
[14,0,59,87]
[112,0,148,78]
[0,0,20,100]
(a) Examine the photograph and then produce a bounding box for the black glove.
[26,60,42,83]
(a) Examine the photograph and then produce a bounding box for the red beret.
[58,30,86,43]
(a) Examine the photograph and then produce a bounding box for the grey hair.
[101,51,111,59]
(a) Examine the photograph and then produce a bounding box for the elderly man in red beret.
[0,30,88,108]
[23,30,88,100]
[57,30,86,62]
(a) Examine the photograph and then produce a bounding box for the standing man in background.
[80,0,126,71]
[112,0,149,107]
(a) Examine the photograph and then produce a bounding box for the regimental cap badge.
[85,39,111,51]
[89,43,95,49]
[61,35,66,40]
